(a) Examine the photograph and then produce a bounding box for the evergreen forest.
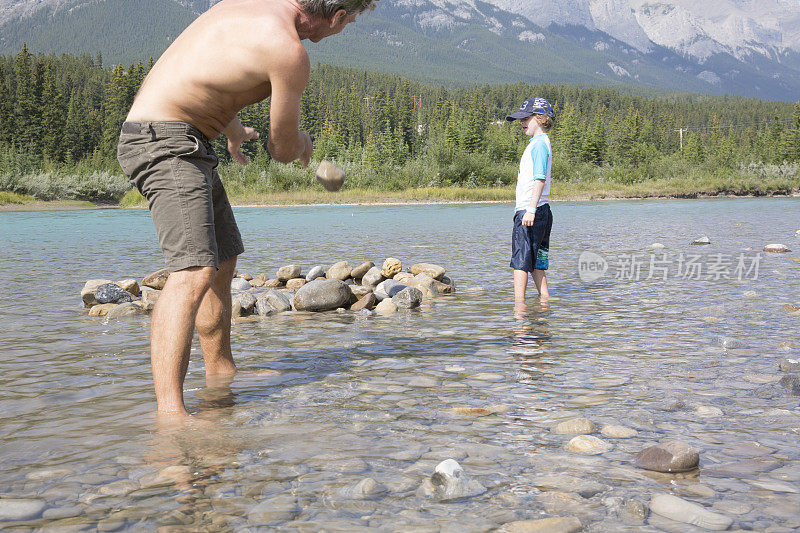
[0,45,799,204]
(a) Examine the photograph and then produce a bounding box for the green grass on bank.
[0,191,33,205]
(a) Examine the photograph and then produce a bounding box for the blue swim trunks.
[510,204,552,272]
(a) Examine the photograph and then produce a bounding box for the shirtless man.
[117,0,377,417]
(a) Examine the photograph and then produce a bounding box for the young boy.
[506,97,556,301]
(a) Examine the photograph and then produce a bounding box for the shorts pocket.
[166,135,202,158]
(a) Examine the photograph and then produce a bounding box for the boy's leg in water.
[532,269,549,298]
[514,269,529,301]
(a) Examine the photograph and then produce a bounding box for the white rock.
[231,277,252,291]
[650,494,733,531]
[651,243,665,248]
[695,405,724,417]
[566,435,612,455]
[764,243,791,253]
[418,459,486,500]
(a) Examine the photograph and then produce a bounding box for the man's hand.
[299,131,313,168]
[227,126,260,166]
[522,211,536,226]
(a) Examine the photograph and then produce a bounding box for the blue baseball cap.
[506,97,555,121]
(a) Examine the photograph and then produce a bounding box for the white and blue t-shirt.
[515,133,551,214]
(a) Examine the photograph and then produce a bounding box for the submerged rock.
[0,498,46,521]
[552,417,596,435]
[567,435,611,455]
[337,477,387,500]
[779,359,800,373]
[636,440,700,473]
[778,374,800,396]
[89,303,117,317]
[498,517,582,533]
[600,424,638,438]
[417,459,486,500]
[95,283,133,304]
[293,279,352,312]
[650,494,733,530]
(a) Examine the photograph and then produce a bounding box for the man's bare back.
[127,0,357,165]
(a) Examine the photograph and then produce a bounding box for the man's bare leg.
[532,269,549,298]
[514,269,529,302]
[196,256,238,377]
[151,266,216,415]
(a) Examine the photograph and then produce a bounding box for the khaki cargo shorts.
[117,121,244,272]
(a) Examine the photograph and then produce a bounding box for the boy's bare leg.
[514,269,529,302]
[150,266,217,416]
[196,256,238,377]
[532,269,549,298]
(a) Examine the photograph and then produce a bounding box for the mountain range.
[1,0,799,100]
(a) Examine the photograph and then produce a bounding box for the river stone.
[276,264,301,282]
[601,425,638,438]
[529,474,610,498]
[142,268,170,290]
[81,279,113,306]
[293,279,352,311]
[0,498,46,521]
[381,258,402,278]
[376,279,408,298]
[778,374,800,395]
[691,236,711,245]
[316,160,345,191]
[498,517,582,533]
[251,273,268,287]
[264,279,284,288]
[650,494,733,530]
[408,273,437,298]
[350,261,374,279]
[418,459,486,500]
[256,289,292,315]
[434,279,456,295]
[375,299,398,315]
[350,293,377,312]
[89,303,117,317]
[248,495,299,524]
[393,287,423,309]
[231,277,252,291]
[695,405,724,417]
[361,266,385,288]
[42,506,82,520]
[567,435,611,455]
[116,279,140,297]
[350,285,372,299]
[106,302,140,318]
[636,440,700,473]
[553,417,596,435]
[95,283,133,304]
[764,243,791,253]
[337,478,387,500]
[410,262,446,281]
[393,271,415,284]
[780,359,800,372]
[233,292,257,315]
[326,261,352,280]
[140,289,160,311]
[301,266,322,281]
[286,278,306,291]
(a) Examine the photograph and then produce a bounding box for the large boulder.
[142,269,170,290]
[305,265,325,281]
[81,279,112,306]
[326,261,352,280]
[350,261,374,280]
[361,266,385,289]
[392,287,423,309]
[95,283,134,304]
[256,290,292,315]
[293,279,353,312]
[233,292,257,316]
[411,263,446,281]
[276,265,301,282]
[380,258,402,278]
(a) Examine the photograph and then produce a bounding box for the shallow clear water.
[1,198,799,531]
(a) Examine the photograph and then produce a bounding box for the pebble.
[691,236,711,245]
[695,405,724,417]
[0,499,47,521]
[498,517,582,533]
[649,494,733,531]
[635,440,700,473]
[764,244,792,253]
[566,435,611,455]
[651,243,665,248]
[600,424,638,438]
[553,417,596,435]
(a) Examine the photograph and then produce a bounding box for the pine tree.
[0,63,10,145]
[102,64,128,156]
[583,110,607,165]
[778,103,800,162]
[39,61,64,161]
[13,44,39,153]
[555,103,583,162]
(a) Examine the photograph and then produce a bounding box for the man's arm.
[223,117,260,165]
[267,46,313,167]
